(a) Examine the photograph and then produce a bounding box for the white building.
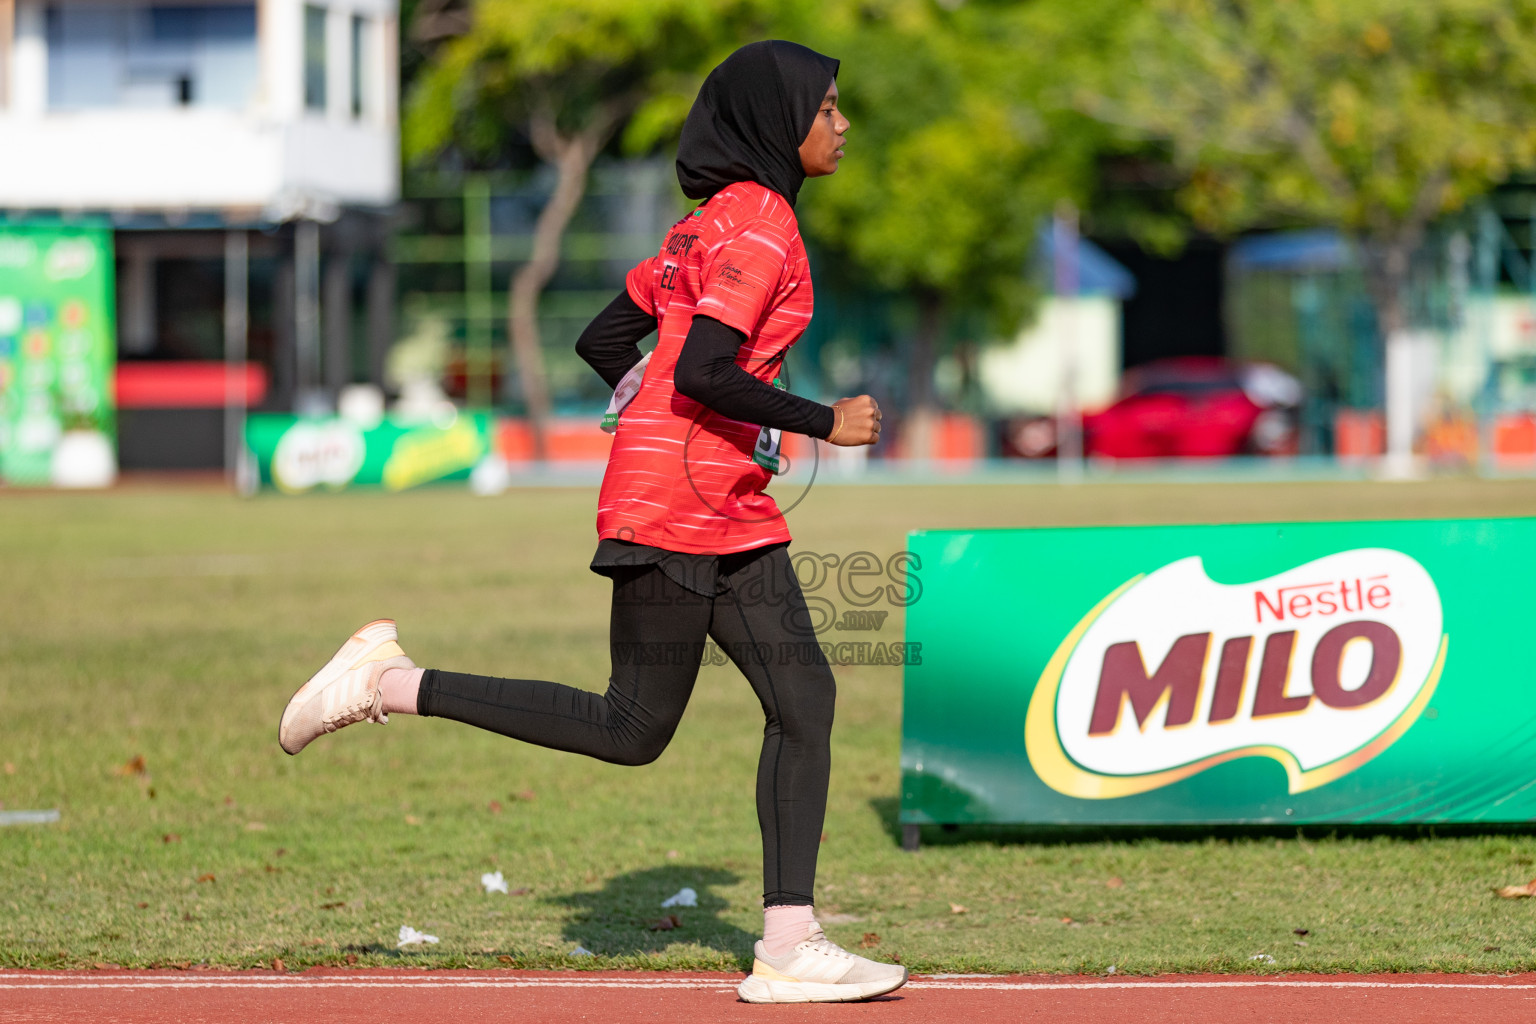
[979,232,1136,417]
[0,0,400,468]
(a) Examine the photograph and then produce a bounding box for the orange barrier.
[1493,413,1536,467]
[936,413,984,462]
[1334,409,1384,461]
[888,413,985,463]
[495,418,615,462]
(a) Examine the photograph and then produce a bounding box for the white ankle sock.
[762,905,816,958]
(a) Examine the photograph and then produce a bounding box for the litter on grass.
[0,810,60,826]
[1248,953,1275,964]
[398,925,440,947]
[481,871,510,894]
[570,946,594,957]
[661,887,697,908]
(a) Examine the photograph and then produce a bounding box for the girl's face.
[798,81,849,178]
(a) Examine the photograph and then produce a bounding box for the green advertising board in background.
[902,518,1536,830]
[245,412,493,493]
[0,223,117,485]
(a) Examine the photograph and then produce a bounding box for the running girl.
[278,40,902,1004]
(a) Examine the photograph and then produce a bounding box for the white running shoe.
[737,924,908,1003]
[278,619,414,755]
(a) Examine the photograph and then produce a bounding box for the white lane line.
[1,978,1535,992]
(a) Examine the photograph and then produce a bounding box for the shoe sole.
[736,970,908,1004]
[278,619,405,755]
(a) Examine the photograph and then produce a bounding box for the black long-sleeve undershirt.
[674,317,836,439]
[574,290,836,440]
[574,291,654,390]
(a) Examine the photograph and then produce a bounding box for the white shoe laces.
[799,930,855,961]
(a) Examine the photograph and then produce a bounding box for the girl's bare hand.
[828,396,881,446]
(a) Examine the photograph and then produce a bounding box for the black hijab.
[676,40,840,209]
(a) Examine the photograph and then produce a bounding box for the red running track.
[3,970,1535,1023]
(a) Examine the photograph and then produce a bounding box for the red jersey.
[596,181,814,554]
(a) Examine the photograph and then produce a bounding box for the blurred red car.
[1001,358,1301,459]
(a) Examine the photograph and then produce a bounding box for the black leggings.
[417,545,835,907]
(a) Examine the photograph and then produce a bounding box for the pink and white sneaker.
[737,924,908,1003]
[278,619,414,755]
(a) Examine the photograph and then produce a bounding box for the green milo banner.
[0,223,117,485]
[901,518,1536,826]
[245,412,492,493]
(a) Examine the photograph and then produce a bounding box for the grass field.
[4,478,1536,974]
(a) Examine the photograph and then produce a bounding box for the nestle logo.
[1254,576,1391,623]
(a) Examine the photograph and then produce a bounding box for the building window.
[349,14,365,119]
[46,3,258,110]
[303,4,326,113]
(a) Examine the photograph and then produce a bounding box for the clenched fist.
[828,395,881,446]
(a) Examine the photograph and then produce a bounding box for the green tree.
[1108,0,1536,467]
[795,0,1135,455]
[403,0,769,459]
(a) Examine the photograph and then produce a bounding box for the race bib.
[752,376,787,474]
[600,351,651,433]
